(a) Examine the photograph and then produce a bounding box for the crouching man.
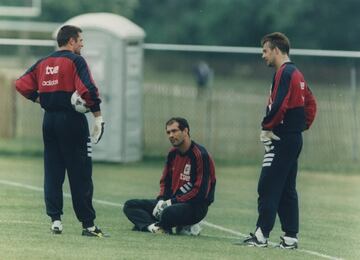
[123,117,216,234]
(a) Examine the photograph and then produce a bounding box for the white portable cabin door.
[123,41,143,161]
[82,30,124,161]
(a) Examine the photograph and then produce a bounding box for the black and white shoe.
[279,236,298,249]
[243,233,268,247]
[51,220,63,234]
[234,233,268,247]
[82,226,109,238]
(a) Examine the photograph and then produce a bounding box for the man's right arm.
[261,69,292,130]
[157,165,171,200]
[157,151,175,200]
[15,63,39,102]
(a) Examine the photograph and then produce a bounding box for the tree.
[25,0,360,50]
[132,0,360,50]
[37,0,138,22]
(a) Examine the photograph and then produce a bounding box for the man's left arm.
[15,64,39,103]
[73,56,104,143]
[304,86,317,130]
[73,56,101,113]
[91,111,104,144]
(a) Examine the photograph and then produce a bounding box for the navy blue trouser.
[42,110,95,228]
[256,132,303,238]
[123,199,208,231]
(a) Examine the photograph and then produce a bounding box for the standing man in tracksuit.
[240,32,317,249]
[123,117,216,235]
[15,25,107,237]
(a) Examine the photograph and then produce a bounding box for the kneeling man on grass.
[123,117,216,235]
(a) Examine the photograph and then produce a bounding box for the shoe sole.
[279,244,297,249]
[82,231,110,237]
[233,241,268,247]
[82,232,103,237]
[246,243,268,248]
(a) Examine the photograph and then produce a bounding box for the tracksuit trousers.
[123,199,208,231]
[256,132,303,238]
[42,110,96,228]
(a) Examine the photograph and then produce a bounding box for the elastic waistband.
[45,109,76,113]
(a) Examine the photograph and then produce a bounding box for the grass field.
[0,156,359,260]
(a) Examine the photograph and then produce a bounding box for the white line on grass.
[0,179,343,260]
[0,220,43,225]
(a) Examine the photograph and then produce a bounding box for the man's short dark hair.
[57,25,82,47]
[166,117,190,134]
[261,32,290,55]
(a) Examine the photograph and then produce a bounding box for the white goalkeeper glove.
[260,130,280,152]
[152,199,172,220]
[91,116,105,144]
[152,200,164,220]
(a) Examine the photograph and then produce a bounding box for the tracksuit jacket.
[158,141,216,205]
[262,62,316,133]
[15,49,101,111]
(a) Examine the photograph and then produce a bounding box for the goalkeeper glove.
[260,130,280,152]
[152,199,172,220]
[91,116,105,144]
[152,200,164,219]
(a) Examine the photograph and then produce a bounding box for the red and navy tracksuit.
[257,62,317,238]
[15,50,101,228]
[123,141,216,231]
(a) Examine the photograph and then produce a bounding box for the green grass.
[0,156,359,259]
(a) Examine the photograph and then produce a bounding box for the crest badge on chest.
[180,164,191,181]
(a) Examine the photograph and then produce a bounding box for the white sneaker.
[176,223,202,236]
[279,236,298,249]
[51,220,63,234]
[254,227,267,243]
[147,223,166,234]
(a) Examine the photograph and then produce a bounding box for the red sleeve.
[73,56,101,112]
[262,66,291,130]
[304,86,317,129]
[158,163,170,199]
[15,64,40,102]
[157,149,176,200]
